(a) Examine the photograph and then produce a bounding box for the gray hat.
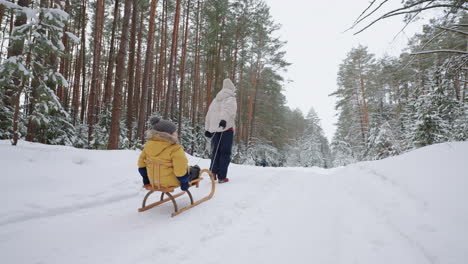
[149,116,177,134]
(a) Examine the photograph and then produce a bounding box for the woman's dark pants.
[210,130,233,180]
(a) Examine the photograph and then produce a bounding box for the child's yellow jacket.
[138,130,188,188]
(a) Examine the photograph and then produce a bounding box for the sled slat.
[138,169,215,216]
[189,177,203,188]
[138,191,186,212]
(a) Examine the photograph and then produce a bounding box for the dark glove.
[205,131,213,138]
[219,120,226,129]
[177,173,190,191]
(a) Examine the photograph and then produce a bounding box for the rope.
[209,131,224,172]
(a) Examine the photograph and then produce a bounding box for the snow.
[1,140,467,264]
[65,31,80,44]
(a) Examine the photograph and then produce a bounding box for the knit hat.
[149,116,177,134]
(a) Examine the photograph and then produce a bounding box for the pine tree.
[0,2,77,145]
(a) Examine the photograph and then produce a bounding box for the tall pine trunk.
[79,0,87,123]
[163,0,182,119]
[71,0,85,124]
[178,0,191,134]
[126,0,139,141]
[137,0,159,142]
[10,0,30,145]
[103,0,120,108]
[57,0,70,108]
[87,0,105,143]
[133,11,144,130]
[108,0,133,150]
[156,0,167,113]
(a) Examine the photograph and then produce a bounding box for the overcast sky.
[264,0,428,141]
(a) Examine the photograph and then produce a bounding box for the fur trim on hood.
[145,130,179,144]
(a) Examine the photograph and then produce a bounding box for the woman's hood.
[215,79,236,100]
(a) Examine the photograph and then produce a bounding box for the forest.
[0,0,466,168]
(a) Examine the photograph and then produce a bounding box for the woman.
[204,78,237,183]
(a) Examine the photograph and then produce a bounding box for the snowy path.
[1,141,467,264]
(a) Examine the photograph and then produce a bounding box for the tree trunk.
[133,10,144,129]
[5,0,29,106]
[231,23,240,80]
[191,0,201,131]
[57,0,69,106]
[71,0,85,124]
[213,22,224,94]
[0,3,5,27]
[178,0,191,134]
[137,0,159,142]
[87,0,105,142]
[146,43,155,117]
[126,0,139,141]
[246,65,260,144]
[359,67,369,139]
[9,0,30,145]
[108,0,133,150]
[354,85,366,143]
[205,54,214,114]
[163,0,182,119]
[152,17,162,113]
[79,0,87,123]
[236,61,244,144]
[103,0,120,108]
[156,0,167,113]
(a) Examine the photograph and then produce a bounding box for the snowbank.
[1,140,467,264]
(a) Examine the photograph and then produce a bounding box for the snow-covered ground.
[1,140,467,264]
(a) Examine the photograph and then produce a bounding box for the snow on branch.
[346,0,389,33]
[350,0,468,35]
[435,26,468,36]
[354,4,468,35]
[410,49,468,55]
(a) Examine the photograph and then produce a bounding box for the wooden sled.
[138,161,215,217]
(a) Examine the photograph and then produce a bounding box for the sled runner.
[138,160,216,217]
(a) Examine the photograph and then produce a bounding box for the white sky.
[264,0,429,141]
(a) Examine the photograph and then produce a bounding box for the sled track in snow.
[344,166,438,264]
[0,192,137,227]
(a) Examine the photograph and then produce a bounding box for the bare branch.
[410,49,468,55]
[352,0,378,26]
[354,4,468,35]
[390,2,433,42]
[402,26,466,69]
[347,0,389,32]
[436,26,468,35]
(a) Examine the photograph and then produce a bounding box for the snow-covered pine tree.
[0,1,78,145]
[90,108,112,149]
[73,123,88,148]
[366,120,401,160]
[403,85,456,149]
[286,108,331,168]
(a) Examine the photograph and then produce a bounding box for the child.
[138,116,190,191]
